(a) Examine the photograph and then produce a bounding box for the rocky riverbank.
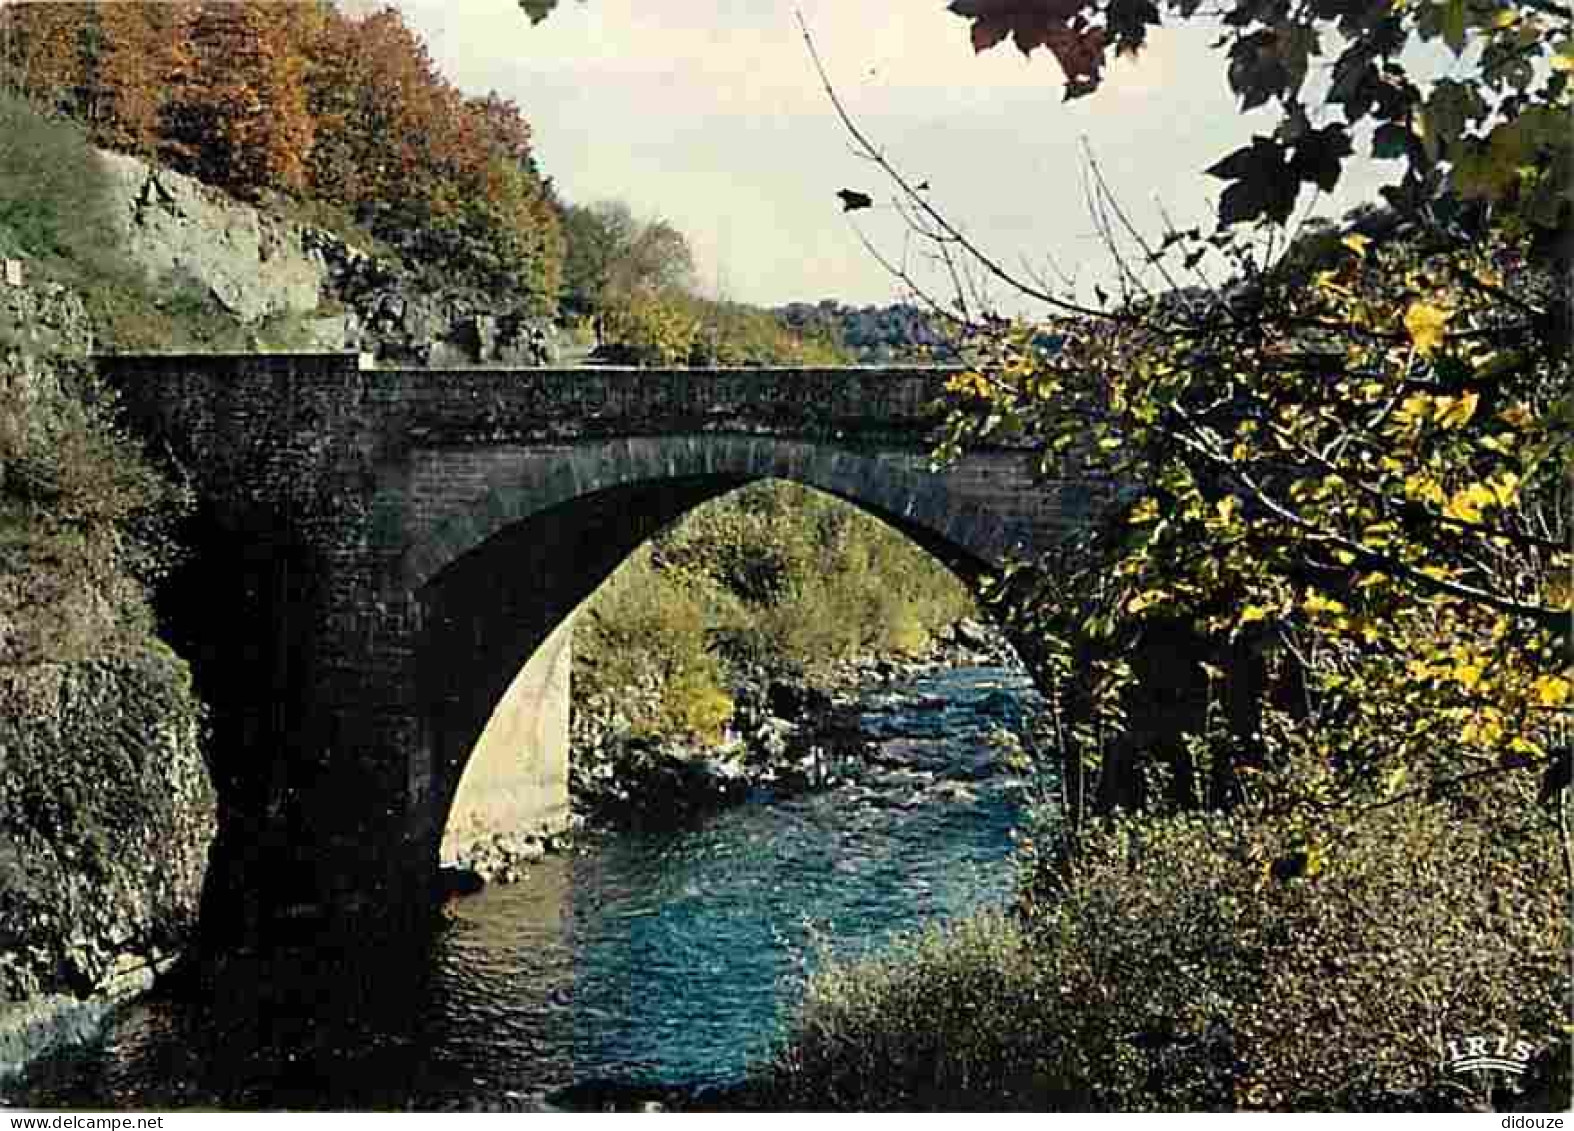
[569,618,1019,830]
[0,651,216,1087]
[439,620,1018,892]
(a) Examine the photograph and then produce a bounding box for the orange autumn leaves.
[2,2,563,298]
[948,0,1133,97]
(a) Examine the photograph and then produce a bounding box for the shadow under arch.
[411,436,1020,866]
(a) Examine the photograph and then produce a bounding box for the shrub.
[0,368,189,665]
[573,544,734,743]
[771,911,1063,1110]
[767,792,1571,1111]
[0,93,120,268]
[649,480,974,677]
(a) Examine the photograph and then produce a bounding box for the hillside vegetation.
[2,1,563,308]
[0,94,191,664]
[575,480,975,746]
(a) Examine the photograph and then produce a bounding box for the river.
[7,662,1041,1111]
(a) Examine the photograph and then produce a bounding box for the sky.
[389,1,1402,312]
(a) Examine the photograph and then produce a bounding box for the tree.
[163,1,316,195]
[560,200,640,315]
[558,199,695,338]
[949,0,1572,235]
[561,201,695,312]
[89,2,194,158]
[2,3,93,111]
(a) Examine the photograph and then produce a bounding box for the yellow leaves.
[1440,473,1518,524]
[1315,269,1353,297]
[1214,495,1241,526]
[1471,264,1504,289]
[1383,764,1408,798]
[1128,497,1160,524]
[1390,393,1436,441]
[1240,604,1271,625]
[1533,675,1572,707]
[1460,709,1505,749]
[1403,300,1452,355]
[1454,658,1486,691]
[946,370,995,399]
[1402,471,1446,506]
[1486,470,1521,507]
[1433,390,1479,429]
[1362,521,1398,548]
[1499,403,1533,428]
[1341,233,1372,257]
[1302,590,1347,619]
[1552,38,1574,72]
[1126,589,1168,613]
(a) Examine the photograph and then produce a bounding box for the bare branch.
[795,10,1116,323]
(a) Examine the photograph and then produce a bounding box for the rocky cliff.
[97,149,556,366]
[0,650,215,1083]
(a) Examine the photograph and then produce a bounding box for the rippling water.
[9,664,1039,1111]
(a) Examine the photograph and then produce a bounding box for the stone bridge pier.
[102,352,1096,940]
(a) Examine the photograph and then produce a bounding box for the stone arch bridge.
[102,352,1101,939]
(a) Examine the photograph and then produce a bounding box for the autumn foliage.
[0,1,564,303]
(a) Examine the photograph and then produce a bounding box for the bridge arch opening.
[413,441,1019,871]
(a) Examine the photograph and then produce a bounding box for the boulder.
[93,148,558,367]
[765,679,833,720]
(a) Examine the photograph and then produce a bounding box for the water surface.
[8,664,1038,1110]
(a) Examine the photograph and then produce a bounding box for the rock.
[444,829,559,887]
[929,781,980,804]
[953,618,992,652]
[750,717,796,759]
[99,150,322,325]
[549,1078,680,1112]
[91,148,557,366]
[0,652,215,1080]
[766,679,833,719]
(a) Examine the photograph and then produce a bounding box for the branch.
[1360,752,1555,813]
[1253,418,1572,557]
[795,10,1117,323]
[1165,401,1570,631]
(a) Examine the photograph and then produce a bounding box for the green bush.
[573,544,735,743]
[0,93,121,268]
[0,368,189,665]
[767,792,1571,1111]
[573,480,975,751]
[771,911,1060,1110]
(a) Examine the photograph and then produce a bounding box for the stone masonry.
[99,352,1097,938]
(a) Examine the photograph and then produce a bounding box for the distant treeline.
[774,301,959,364]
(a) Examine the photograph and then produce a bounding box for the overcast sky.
[392,2,1397,311]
